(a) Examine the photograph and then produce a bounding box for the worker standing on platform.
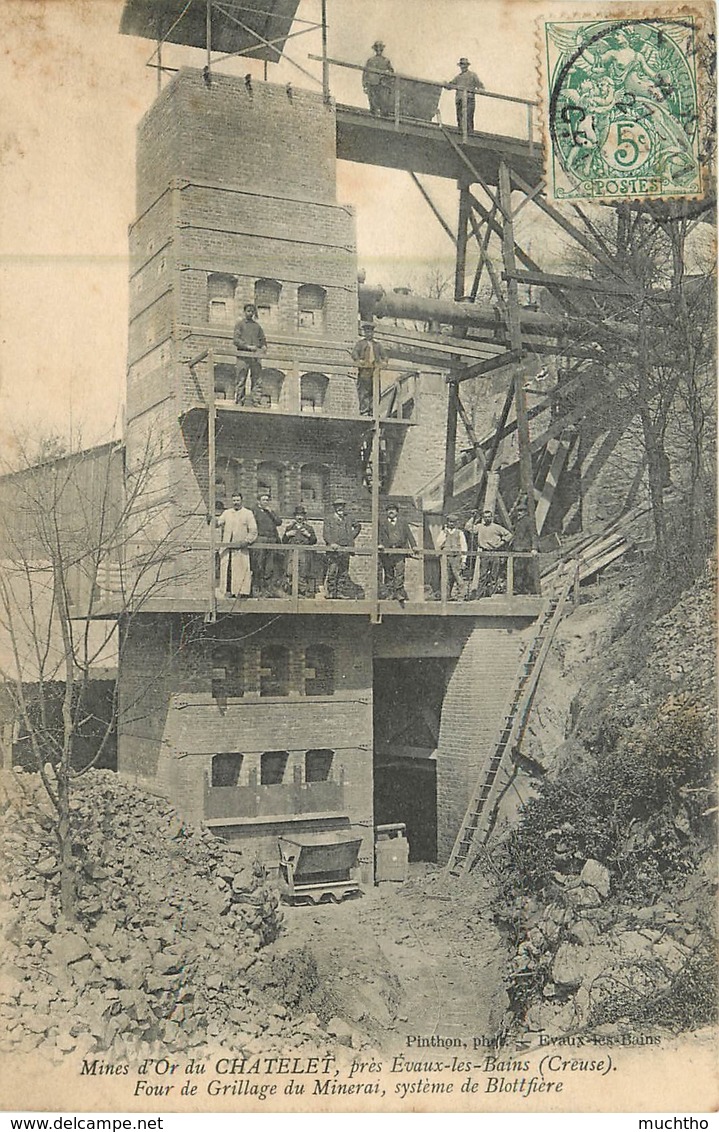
[362,40,395,117]
[251,491,283,597]
[282,504,319,597]
[437,515,468,601]
[217,493,258,599]
[234,303,267,406]
[467,508,512,597]
[446,58,485,133]
[351,323,386,416]
[378,502,417,602]
[323,499,362,599]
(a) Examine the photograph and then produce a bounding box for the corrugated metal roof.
[120,0,303,61]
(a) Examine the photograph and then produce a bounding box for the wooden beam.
[534,429,574,534]
[469,202,497,300]
[467,206,505,303]
[509,167,633,286]
[439,125,505,216]
[409,172,457,246]
[455,392,511,524]
[504,268,637,297]
[457,351,518,383]
[455,184,471,300]
[499,160,538,550]
[443,380,459,511]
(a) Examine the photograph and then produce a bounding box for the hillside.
[492,558,717,1038]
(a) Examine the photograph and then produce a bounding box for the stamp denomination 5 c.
[543,18,702,202]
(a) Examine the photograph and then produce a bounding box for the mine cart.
[395,77,443,122]
[277,830,363,904]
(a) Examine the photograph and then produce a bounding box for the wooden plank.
[409,172,457,246]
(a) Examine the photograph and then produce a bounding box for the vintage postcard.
[0,0,716,1118]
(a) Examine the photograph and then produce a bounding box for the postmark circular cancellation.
[544,17,703,202]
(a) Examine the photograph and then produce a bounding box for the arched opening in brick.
[297,283,326,334]
[300,372,329,413]
[305,748,334,782]
[299,463,329,516]
[207,273,237,326]
[256,460,286,512]
[254,278,282,331]
[259,643,290,697]
[304,645,335,696]
[211,752,243,787]
[211,645,245,699]
[259,367,285,409]
[213,362,236,400]
[261,750,289,785]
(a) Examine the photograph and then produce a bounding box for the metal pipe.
[358,284,634,342]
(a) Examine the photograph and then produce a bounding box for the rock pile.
[0,768,334,1061]
[508,855,714,1037]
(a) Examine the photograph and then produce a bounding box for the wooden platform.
[335,105,543,185]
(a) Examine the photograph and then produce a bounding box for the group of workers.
[362,40,485,132]
[438,501,537,600]
[214,494,363,601]
[214,493,536,604]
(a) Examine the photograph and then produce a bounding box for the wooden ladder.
[446,568,576,877]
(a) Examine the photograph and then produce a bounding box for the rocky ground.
[493,562,717,1040]
[0,769,509,1065]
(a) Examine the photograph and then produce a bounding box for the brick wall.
[117,614,375,879]
[435,618,531,862]
[386,370,449,498]
[136,71,338,214]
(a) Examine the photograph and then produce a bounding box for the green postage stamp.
[544,17,702,201]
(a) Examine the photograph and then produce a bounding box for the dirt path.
[263,864,509,1051]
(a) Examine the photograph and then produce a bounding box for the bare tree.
[562,205,715,562]
[0,434,206,921]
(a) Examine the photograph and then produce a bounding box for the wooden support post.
[369,360,381,620]
[440,552,449,611]
[443,378,459,513]
[206,0,212,77]
[409,173,457,246]
[455,184,471,302]
[321,0,329,100]
[498,161,538,550]
[290,546,300,610]
[207,349,217,622]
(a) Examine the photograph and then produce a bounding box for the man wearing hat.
[446,58,485,133]
[362,40,394,117]
[436,514,468,601]
[251,490,283,597]
[378,502,417,601]
[323,499,361,599]
[351,322,387,416]
[234,303,267,406]
[281,504,319,597]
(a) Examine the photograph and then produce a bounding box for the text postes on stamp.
[544,18,702,202]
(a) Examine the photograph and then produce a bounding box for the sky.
[0,0,554,450]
